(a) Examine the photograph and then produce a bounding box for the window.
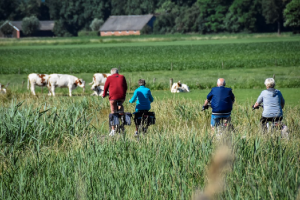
[111,31,114,34]
[119,31,122,33]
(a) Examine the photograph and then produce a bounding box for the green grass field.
[0,34,300,199]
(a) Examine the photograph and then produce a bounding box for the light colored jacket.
[256,88,285,117]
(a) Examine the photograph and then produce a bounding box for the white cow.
[171,81,190,93]
[89,73,111,96]
[27,73,50,96]
[47,74,85,97]
[0,83,6,94]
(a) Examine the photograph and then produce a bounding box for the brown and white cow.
[28,73,50,96]
[47,74,85,97]
[171,81,190,93]
[89,73,111,96]
[0,83,6,94]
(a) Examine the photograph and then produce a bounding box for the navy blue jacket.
[207,86,235,114]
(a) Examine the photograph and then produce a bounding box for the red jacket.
[103,74,127,100]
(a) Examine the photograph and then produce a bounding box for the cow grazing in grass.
[0,83,6,94]
[171,81,190,93]
[27,73,50,96]
[89,73,111,96]
[47,74,85,97]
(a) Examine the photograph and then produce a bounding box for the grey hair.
[110,68,119,74]
[138,79,146,86]
[264,78,275,88]
[217,78,226,86]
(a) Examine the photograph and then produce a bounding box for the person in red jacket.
[103,68,128,135]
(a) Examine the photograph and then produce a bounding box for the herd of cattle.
[0,73,190,96]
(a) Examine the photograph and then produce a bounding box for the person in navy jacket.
[202,78,235,131]
[129,79,154,136]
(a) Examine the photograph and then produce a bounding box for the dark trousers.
[260,116,283,131]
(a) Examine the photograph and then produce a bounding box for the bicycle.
[252,104,289,139]
[108,101,132,136]
[133,110,156,136]
[202,103,234,139]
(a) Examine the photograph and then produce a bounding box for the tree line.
[0,0,299,36]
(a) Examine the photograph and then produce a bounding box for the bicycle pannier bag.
[109,113,119,126]
[146,112,156,125]
[124,112,132,125]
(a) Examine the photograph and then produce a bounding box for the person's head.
[138,79,146,86]
[264,78,275,88]
[217,78,226,87]
[110,68,119,75]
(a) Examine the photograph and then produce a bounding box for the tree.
[0,0,18,21]
[175,3,201,33]
[0,21,14,36]
[224,0,261,33]
[261,0,290,35]
[22,16,40,35]
[90,18,104,31]
[284,0,300,31]
[197,0,233,33]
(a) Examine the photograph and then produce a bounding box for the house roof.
[100,14,154,31]
[2,21,55,31]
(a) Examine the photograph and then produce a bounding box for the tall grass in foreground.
[0,95,299,199]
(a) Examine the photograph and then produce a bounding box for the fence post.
[273,74,275,80]
[22,80,25,88]
[170,78,173,90]
[222,61,224,69]
[171,63,173,71]
[153,78,156,84]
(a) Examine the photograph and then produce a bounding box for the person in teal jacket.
[129,79,154,135]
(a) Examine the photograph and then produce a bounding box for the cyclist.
[252,78,285,132]
[129,79,154,136]
[202,78,235,132]
[103,68,128,136]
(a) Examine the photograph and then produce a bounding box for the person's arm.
[204,90,213,106]
[123,76,128,93]
[230,90,235,104]
[129,89,138,103]
[148,90,154,103]
[253,92,263,108]
[102,78,110,98]
[280,91,285,109]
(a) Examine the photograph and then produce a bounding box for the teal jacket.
[129,86,154,111]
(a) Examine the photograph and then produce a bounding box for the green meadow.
[0,34,300,199]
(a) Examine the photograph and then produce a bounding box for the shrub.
[0,21,14,36]
[89,18,104,31]
[21,16,40,36]
[140,25,152,35]
[78,31,99,37]
[53,20,72,37]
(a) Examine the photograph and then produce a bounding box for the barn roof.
[100,14,154,31]
[1,21,55,31]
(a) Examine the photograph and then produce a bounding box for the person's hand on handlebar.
[202,105,209,111]
[102,93,108,98]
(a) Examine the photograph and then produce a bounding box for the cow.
[0,83,6,94]
[171,81,190,93]
[89,73,111,96]
[47,74,85,97]
[27,73,50,96]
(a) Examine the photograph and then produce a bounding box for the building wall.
[0,29,19,38]
[100,30,140,36]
